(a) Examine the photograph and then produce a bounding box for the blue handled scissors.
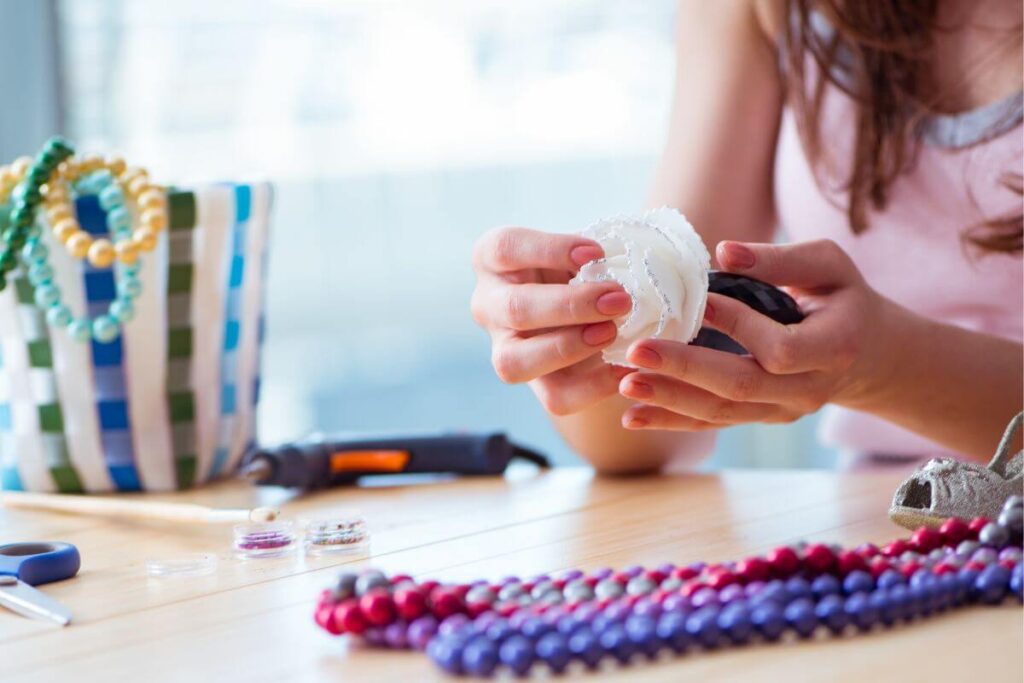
[0,542,81,626]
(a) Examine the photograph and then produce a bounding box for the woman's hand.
[470,227,635,416]
[618,239,899,431]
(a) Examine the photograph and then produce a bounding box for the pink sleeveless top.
[774,66,1023,464]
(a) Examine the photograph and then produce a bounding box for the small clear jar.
[302,511,370,555]
[145,553,219,578]
[233,520,298,558]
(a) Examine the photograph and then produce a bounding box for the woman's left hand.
[618,239,901,431]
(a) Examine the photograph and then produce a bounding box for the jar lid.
[301,509,370,555]
[145,553,218,578]
[233,520,298,559]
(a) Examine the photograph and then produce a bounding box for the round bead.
[736,557,771,583]
[911,526,943,553]
[717,602,753,644]
[330,573,358,601]
[426,635,465,675]
[134,226,158,252]
[956,540,981,557]
[624,615,660,659]
[815,594,849,634]
[21,238,48,264]
[91,314,120,343]
[975,565,1011,604]
[766,546,801,577]
[811,574,841,598]
[626,575,657,596]
[115,239,139,265]
[87,239,115,268]
[843,592,879,631]
[352,570,388,596]
[46,304,73,328]
[140,208,168,232]
[939,517,970,545]
[28,263,54,286]
[45,204,73,225]
[98,184,125,211]
[803,544,836,573]
[783,598,817,638]
[65,231,92,259]
[837,550,868,576]
[33,284,61,308]
[406,615,439,650]
[784,576,812,601]
[998,506,1023,535]
[332,601,367,635]
[968,517,991,538]
[1005,495,1024,510]
[979,522,1010,548]
[109,298,135,323]
[431,588,466,619]
[138,188,166,210]
[67,319,91,342]
[842,570,874,595]
[461,637,498,676]
[684,606,722,649]
[877,570,905,590]
[567,628,603,668]
[382,621,408,649]
[594,578,624,601]
[128,175,151,197]
[498,634,534,675]
[53,219,79,244]
[117,275,143,299]
[881,540,911,558]
[106,206,132,233]
[563,579,595,603]
[750,602,786,641]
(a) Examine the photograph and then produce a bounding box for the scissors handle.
[0,542,81,586]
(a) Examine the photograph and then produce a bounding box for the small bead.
[461,637,499,676]
[46,304,73,328]
[842,570,874,595]
[750,602,786,641]
[10,156,32,177]
[87,239,115,268]
[998,507,1023,536]
[358,589,396,626]
[815,594,849,634]
[53,218,79,243]
[911,527,943,552]
[783,598,817,638]
[138,188,166,210]
[717,602,753,644]
[33,284,61,308]
[128,175,151,197]
[979,522,1010,548]
[21,238,48,264]
[115,239,139,265]
[968,517,991,538]
[141,208,168,232]
[109,298,135,323]
[803,544,835,573]
[498,634,534,675]
[567,628,603,668]
[594,578,624,601]
[426,635,464,675]
[106,156,127,176]
[939,517,970,545]
[811,574,841,598]
[92,314,120,343]
[68,319,91,342]
[45,204,73,225]
[406,615,439,650]
[354,570,389,596]
[536,632,571,672]
[106,206,131,232]
[133,226,158,252]
[66,231,93,259]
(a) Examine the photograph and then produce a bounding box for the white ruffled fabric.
[570,208,710,367]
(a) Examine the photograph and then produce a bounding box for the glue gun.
[240,432,549,490]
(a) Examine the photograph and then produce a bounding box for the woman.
[470,0,1023,473]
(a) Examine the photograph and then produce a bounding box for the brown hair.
[782,0,1023,254]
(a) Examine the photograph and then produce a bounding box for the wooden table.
[1,468,1021,682]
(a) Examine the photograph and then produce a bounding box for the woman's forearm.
[551,395,715,475]
[844,298,1023,461]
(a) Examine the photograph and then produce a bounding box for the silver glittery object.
[659,577,683,592]
[979,522,1010,547]
[498,583,525,601]
[530,581,555,600]
[594,578,625,600]
[538,590,564,605]
[999,506,1023,534]
[890,412,1023,530]
[331,572,358,601]
[956,540,981,557]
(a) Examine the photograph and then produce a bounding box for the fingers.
[530,359,631,416]
[702,293,817,374]
[491,322,617,383]
[716,239,858,290]
[474,281,631,331]
[621,405,717,431]
[474,226,604,274]
[625,340,826,412]
[619,372,791,424]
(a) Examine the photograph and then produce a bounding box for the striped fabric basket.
[0,182,272,493]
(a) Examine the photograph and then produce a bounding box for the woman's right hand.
[470,226,634,416]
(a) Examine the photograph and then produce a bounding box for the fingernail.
[703,302,715,322]
[719,242,755,269]
[596,291,632,315]
[624,378,653,399]
[582,322,616,346]
[570,245,603,267]
[629,345,662,369]
[625,415,648,429]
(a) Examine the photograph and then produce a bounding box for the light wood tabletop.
[0,467,1021,682]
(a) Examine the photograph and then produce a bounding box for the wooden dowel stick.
[0,491,279,524]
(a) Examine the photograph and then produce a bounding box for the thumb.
[715,239,858,290]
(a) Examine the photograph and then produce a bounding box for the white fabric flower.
[570,208,711,367]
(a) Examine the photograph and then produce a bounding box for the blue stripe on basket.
[1,467,23,491]
[207,184,250,478]
[76,195,142,491]
[0,404,10,430]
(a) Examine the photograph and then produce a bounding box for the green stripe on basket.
[38,404,64,432]
[169,191,197,230]
[168,328,192,358]
[175,456,197,490]
[27,339,53,368]
[50,465,84,493]
[168,392,195,422]
[167,263,194,294]
[14,277,34,305]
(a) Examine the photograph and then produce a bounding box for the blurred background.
[0,0,833,468]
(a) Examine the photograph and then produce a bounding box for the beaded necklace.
[313,497,1023,677]
[0,138,168,343]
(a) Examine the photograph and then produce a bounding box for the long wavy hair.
[782,0,1023,254]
